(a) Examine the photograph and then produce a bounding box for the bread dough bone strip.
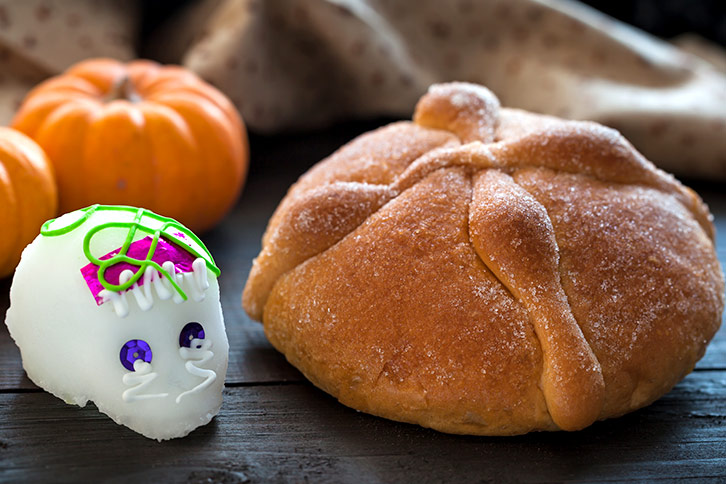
[469,169,605,430]
[408,83,713,239]
[414,85,606,429]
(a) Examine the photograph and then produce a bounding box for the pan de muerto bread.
[243,83,724,435]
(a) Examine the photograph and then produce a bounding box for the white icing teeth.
[176,339,217,404]
[122,360,169,403]
[99,258,211,317]
[130,266,155,311]
[189,258,209,302]
[100,270,135,318]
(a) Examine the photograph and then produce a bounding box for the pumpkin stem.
[107,75,142,103]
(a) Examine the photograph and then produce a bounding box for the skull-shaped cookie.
[5,205,228,440]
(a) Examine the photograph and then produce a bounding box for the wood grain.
[0,123,724,482]
[693,186,726,371]
[0,371,724,483]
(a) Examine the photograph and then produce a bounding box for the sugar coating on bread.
[243,82,724,435]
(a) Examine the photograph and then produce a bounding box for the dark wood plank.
[699,322,726,370]
[205,166,308,385]
[0,279,32,390]
[693,185,726,371]
[1,371,725,483]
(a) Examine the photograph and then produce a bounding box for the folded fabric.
[0,0,137,125]
[157,0,726,180]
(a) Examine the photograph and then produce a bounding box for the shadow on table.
[294,377,724,483]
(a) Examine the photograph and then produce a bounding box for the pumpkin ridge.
[12,95,100,139]
[0,139,47,260]
[154,96,243,231]
[0,158,20,274]
[26,77,102,98]
[66,58,126,92]
[11,58,248,232]
[35,101,97,213]
[0,128,56,278]
[82,102,155,209]
[138,103,198,222]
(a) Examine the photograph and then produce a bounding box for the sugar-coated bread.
[243,83,724,435]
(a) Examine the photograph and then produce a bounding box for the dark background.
[583,0,726,45]
[139,0,726,53]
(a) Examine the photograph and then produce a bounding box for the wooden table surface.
[1,122,725,483]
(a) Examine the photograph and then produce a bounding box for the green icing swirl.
[41,205,220,301]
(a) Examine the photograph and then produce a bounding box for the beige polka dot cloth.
[157,0,726,180]
[0,0,136,126]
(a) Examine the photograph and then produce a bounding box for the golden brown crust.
[469,169,604,431]
[243,82,725,435]
[244,122,459,320]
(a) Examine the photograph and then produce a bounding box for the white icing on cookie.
[176,338,217,404]
[122,360,169,402]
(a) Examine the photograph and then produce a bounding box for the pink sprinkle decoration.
[81,236,197,305]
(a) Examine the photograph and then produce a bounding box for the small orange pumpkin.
[0,127,57,278]
[12,58,248,233]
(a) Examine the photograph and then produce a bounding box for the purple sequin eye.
[180,322,205,349]
[120,339,153,371]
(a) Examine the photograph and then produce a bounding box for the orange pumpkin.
[0,127,57,278]
[12,58,248,233]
